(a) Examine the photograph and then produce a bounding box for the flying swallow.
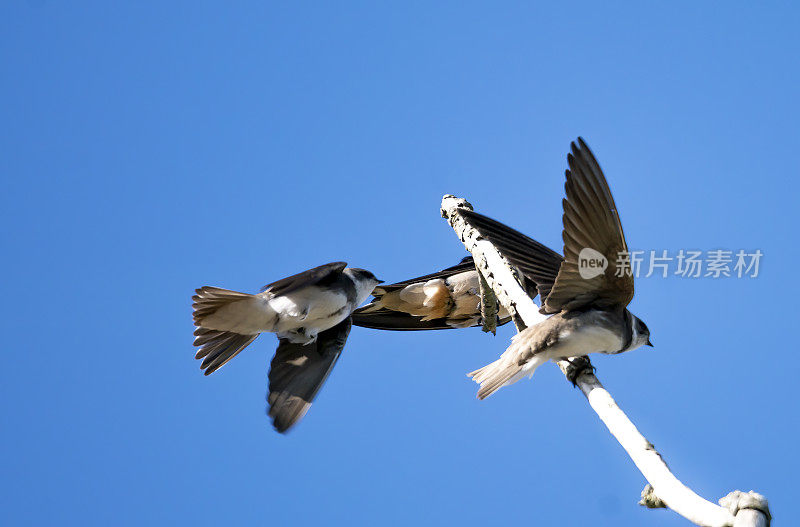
[192,262,382,432]
[351,257,517,331]
[463,138,653,399]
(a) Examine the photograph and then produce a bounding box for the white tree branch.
[441,195,769,527]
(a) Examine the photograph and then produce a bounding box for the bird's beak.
[646,338,654,347]
[376,279,385,284]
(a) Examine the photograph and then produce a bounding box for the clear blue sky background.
[2,2,798,526]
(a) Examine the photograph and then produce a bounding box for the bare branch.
[441,194,769,527]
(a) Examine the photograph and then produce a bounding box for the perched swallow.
[464,138,653,399]
[192,262,382,432]
[352,257,516,331]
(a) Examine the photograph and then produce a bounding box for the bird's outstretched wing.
[351,309,495,331]
[542,138,634,313]
[267,318,352,433]
[260,262,348,296]
[455,209,563,303]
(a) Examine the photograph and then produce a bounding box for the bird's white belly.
[550,325,624,359]
[268,288,349,333]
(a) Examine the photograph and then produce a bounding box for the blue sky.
[2,2,798,526]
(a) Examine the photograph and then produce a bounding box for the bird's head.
[345,267,384,302]
[621,311,653,352]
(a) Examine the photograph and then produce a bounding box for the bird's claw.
[565,355,594,386]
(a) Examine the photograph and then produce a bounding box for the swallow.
[463,138,653,399]
[351,257,516,330]
[192,262,382,432]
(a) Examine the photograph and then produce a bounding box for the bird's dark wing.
[455,209,563,302]
[260,262,347,296]
[351,310,457,330]
[542,138,634,313]
[351,309,512,331]
[267,318,351,433]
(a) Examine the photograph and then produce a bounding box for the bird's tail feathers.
[192,286,265,375]
[193,286,274,333]
[193,328,259,375]
[468,358,525,400]
[193,286,252,323]
[468,333,545,399]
